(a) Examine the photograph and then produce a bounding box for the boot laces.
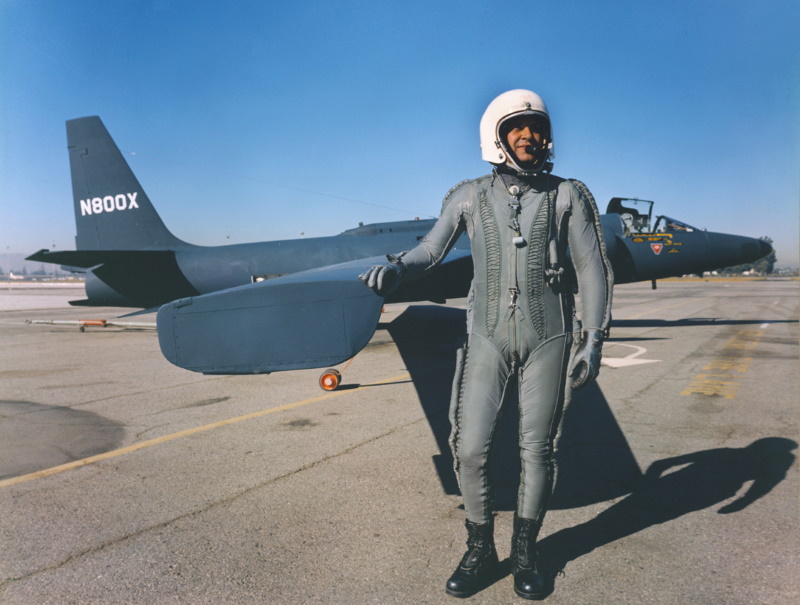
[513,522,539,569]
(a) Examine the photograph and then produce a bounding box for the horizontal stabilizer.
[27,248,173,268]
[157,258,387,374]
[28,248,199,308]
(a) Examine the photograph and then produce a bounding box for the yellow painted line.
[0,372,411,489]
[679,328,766,399]
[622,296,710,320]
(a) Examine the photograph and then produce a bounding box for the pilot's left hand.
[569,329,604,390]
[359,263,404,296]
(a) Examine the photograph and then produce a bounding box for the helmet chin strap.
[506,153,552,177]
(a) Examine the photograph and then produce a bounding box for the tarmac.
[1,279,798,604]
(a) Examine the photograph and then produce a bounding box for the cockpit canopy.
[607,198,654,234]
[606,198,702,235]
[653,216,701,233]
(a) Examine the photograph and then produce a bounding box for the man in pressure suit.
[360,89,613,599]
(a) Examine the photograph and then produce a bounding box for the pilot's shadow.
[538,436,796,577]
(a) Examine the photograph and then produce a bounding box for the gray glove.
[569,329,604,390]
[359,261,404,296]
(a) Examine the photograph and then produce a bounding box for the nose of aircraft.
[739,236,773,263]
[702,232,772,269]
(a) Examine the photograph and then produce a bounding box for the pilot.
[360,89,613,599]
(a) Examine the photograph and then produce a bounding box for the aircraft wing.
[156,248,472,374]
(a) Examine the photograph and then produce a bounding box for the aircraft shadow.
[612,318,798,328]
[386,305,465,496]
[385,305,644,508]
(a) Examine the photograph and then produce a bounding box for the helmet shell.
[479,89,553,172]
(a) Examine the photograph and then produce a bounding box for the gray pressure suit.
[398,170,612,525]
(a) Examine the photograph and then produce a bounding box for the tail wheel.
[319,369,341,391]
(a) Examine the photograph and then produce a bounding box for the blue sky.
[2,0,798,267]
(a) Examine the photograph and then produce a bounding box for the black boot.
[445,519,499,598]
[510,514,546,600]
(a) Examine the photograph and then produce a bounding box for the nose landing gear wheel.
[319,369,341,391]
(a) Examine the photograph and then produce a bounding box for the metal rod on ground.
[27,319,157,330]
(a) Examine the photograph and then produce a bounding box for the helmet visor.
[498,112,550,145]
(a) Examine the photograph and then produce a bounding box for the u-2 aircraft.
[28,116,772,377]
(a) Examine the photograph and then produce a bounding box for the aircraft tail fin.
[67,116,189,251]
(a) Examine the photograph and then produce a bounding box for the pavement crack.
[134,423,171,440]
[0,415,425,589]
[68,376,230,409]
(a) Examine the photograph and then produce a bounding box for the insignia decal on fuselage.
[651,243,663,255]
[80,192,140,216]
[633,233,675,244]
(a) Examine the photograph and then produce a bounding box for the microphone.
[525,139,545,156]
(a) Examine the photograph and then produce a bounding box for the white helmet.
[479,89,554,175]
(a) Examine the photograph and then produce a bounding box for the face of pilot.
[503,116,545,164]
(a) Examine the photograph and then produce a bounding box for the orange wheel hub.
[319,369,341,391]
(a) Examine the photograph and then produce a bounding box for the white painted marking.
[760,323,769,329]
[602,343,661,368]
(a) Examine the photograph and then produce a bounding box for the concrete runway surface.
[1,280,798,604]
